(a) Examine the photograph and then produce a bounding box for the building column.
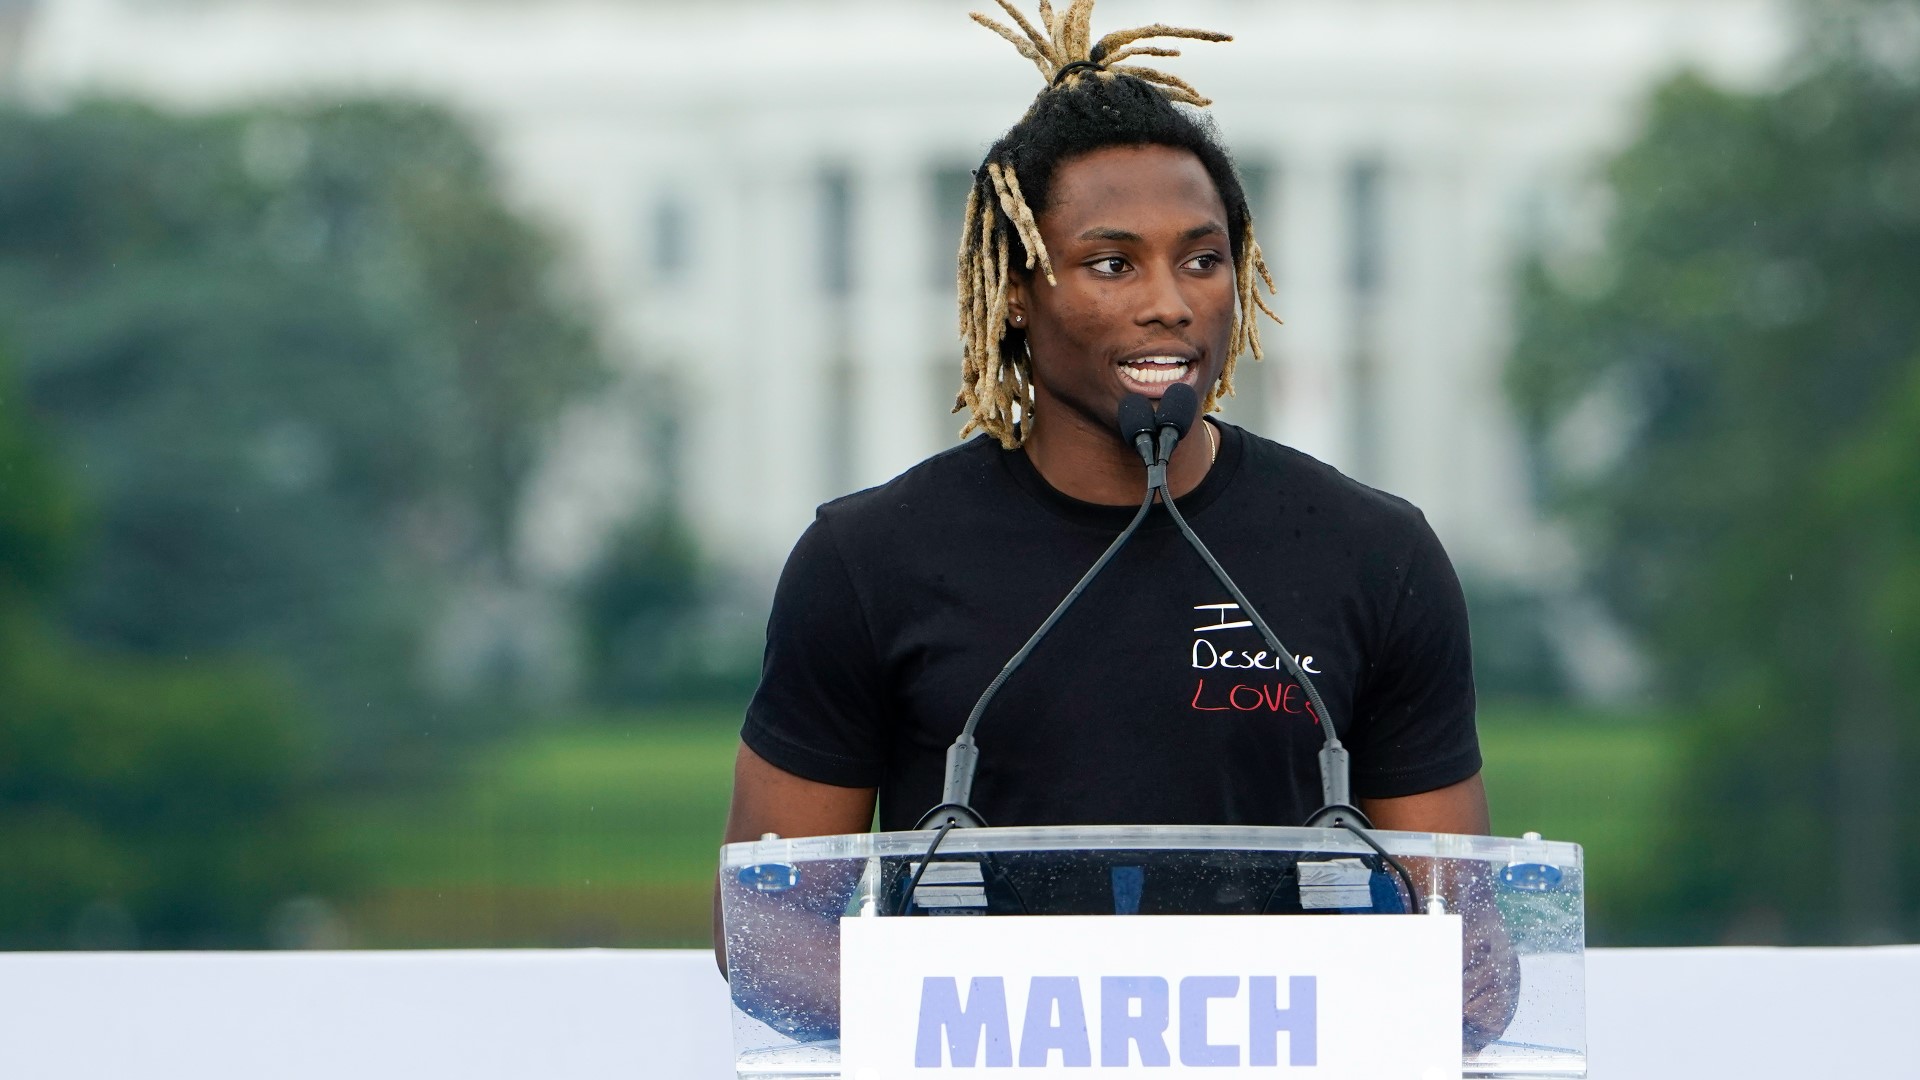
[1378,147,1544,576]
[705,155,832,566]
[1270,152,1354,472]
[1374,151,1462,529]
[848,151,936,490]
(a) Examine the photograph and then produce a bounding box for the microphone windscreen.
[1156,383,1199,437]
[1116,393,1157,448]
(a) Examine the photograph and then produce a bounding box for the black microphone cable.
[895,815,958,915]
[901,397,1163,915]
[1149,383,1423,913]
[1333,818,1422,915]
[913,485,1156,832]
[912,394,1164,835]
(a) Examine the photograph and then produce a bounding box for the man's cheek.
[1063,309,1116,351]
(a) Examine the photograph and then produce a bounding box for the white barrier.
[0,950,735,1079]
[1586,946,1918,1077]
[1,946,1913,1078]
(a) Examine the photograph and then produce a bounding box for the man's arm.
[1358,771,1489,835]
[713,742,876,975]
[1362,771,1517,1052]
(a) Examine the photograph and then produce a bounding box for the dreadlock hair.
[955,0,1281,449]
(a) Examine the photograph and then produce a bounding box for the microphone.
[914,395,1164,832]
[910,382,1416,908]
[1145,384,1366,830]
[1153,382,1199,465]
[1118,393,1158,465]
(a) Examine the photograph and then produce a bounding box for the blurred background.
[0,0,1914,951]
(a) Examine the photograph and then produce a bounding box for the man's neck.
[1022,405,1214,506]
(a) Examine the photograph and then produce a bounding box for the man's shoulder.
[1232,425,1431,539]
[817,434,1007,532]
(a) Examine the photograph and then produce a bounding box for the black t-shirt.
[742,421,1480,831]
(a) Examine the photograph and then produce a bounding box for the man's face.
[1008,144,1236,438]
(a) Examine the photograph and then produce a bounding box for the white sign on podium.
[841,914,1462,1079]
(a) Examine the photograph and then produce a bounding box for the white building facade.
[18,0,1788,616]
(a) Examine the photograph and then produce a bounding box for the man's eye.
[1186,253,1224,271]
[1090,257,1131,275]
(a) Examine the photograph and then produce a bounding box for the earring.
[1012,314,1024,325]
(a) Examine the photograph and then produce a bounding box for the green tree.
[1509,2,1920,942]
[0,100,605,750]
[0,355,75,606]
[0,628,330,948]
[576,508,761,707]
[0,351,329,947]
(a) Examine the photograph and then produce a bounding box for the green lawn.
[325,709,741,947]
[326,702,1678,947]
[1479,703,1682,938]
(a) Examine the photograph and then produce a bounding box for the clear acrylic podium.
[720,825,1585,1078]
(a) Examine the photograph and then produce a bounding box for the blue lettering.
[1100,976,1171,1067]
[1249,975,1318,1067]
[1018,976,1091,1068]
[915,976,1013,1068]
[1178,976,1240,1067]
[915,973,1317,1070]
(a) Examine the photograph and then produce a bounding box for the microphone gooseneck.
[1146,385,1363,829]
[916,383,1407,912]
[1146,389,1414,906]
[914,396,1161,831]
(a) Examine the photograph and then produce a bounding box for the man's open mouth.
[1118,357,1192,385]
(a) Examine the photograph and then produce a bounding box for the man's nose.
[1135,263,1194,328]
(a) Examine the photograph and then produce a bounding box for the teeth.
[1122,362,1190,385]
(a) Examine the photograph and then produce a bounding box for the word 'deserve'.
[915,973,1317,1069]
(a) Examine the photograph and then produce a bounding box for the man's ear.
[1005,275,1030,331]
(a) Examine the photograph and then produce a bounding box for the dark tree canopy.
[1510,3,1920,942]
[0,350,328,948]
[0,100,605,749]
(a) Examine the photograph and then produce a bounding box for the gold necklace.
[1205,418,1218,465]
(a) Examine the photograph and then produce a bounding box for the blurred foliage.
[0,622,330,948]
[579,511,703,703]
[0,99,604,752]
[0,97,622,947]
[1462,577,1572,702]
[0,355,76,604]
[0,352,329,948]
[1509,3,1920,942]
[577,510,758,707]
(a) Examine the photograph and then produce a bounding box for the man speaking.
[719,0,1488,858]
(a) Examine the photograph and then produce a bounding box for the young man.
[714,6,1517,1048]
[721,5,1488,855]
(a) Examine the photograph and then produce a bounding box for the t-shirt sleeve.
[1346,516,1482,800]
[740,514,890,788]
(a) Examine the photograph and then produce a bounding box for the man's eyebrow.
[1073,222,1229,243]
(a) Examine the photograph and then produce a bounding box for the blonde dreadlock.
[955,0,1282,449]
